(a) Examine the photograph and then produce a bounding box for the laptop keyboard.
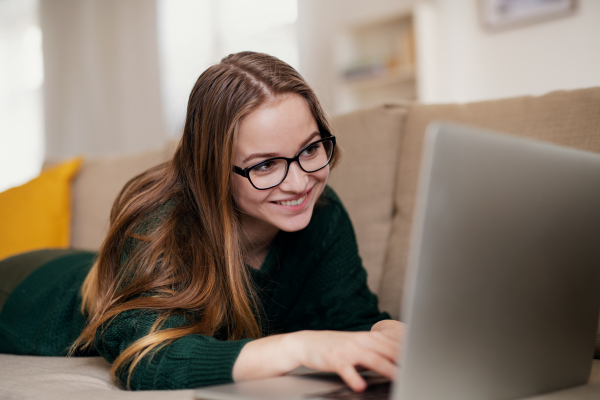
[310,382,391,400]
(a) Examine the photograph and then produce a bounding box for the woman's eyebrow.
[298,131,321,150]
[242,152,279,164]
[242,131,321,165]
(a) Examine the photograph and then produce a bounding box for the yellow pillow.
[0,157,83,260]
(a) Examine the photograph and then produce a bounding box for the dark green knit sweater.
[0,186,390,390]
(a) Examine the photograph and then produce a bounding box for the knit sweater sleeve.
[94,309,252,390]
[286,191,391,332]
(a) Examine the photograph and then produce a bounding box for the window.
[157,0,298,137]
[0,0,44,192]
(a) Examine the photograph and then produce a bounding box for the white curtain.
[39,0,165,162]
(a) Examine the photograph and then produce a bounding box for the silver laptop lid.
[396,123,600,400]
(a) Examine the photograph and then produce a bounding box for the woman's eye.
[257,161,275,171]
[302,144,320,156]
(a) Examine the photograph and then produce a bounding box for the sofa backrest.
[378,87,600,320]
[70,147,173,250]
[327,103,409,293]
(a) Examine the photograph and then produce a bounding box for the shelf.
[342,65,416,90]
[333,10,417,113]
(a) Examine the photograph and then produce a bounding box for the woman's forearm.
[232,332,302,382]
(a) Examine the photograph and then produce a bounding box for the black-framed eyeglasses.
[233,136,336,190]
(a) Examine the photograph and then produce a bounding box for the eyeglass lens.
[249,139,334,189]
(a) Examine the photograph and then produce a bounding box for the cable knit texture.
[0,186,390,390]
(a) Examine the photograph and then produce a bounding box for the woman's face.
[232,94,329,235]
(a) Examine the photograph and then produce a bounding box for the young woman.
[0,52,403,392]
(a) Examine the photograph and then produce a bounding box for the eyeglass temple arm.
[233,166,249,177]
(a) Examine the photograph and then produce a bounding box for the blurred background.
[1,0,599,192]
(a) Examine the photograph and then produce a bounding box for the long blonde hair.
[69,52,338,387]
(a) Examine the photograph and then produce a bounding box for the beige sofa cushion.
[70,146,173,250]
[328,103,409,294]
[0,354,598,399]
[0,354,195,399]
[379,87,600,320]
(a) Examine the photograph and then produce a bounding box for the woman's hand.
[370,319,406,341]
[232,326,404,392]
[291,330,400,391]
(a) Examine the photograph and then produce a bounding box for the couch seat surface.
[0,354,195,400]
[1,354,599,399]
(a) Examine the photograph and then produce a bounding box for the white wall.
[299,0,600,113]
[412,0,600,103]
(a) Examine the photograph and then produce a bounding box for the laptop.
[195,122,600,400]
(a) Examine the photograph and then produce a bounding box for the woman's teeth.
[276,193,307,207]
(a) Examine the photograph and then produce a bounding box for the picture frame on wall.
[480,0,577,31]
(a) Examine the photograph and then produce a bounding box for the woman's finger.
[371,320,406,342]
[354,332,399,362]
[351,350,398,381]
[379,328,401,341]
[336,363,367,392]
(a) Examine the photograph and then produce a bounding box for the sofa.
[1,87,600,399]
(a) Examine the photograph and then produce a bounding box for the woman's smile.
[270,187,312,210]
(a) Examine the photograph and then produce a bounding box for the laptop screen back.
[396,123,600,400]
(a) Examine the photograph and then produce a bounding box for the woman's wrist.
[281,330,305,367]
[232,332,304,382]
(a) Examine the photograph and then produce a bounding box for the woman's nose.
[279,161,308,192]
